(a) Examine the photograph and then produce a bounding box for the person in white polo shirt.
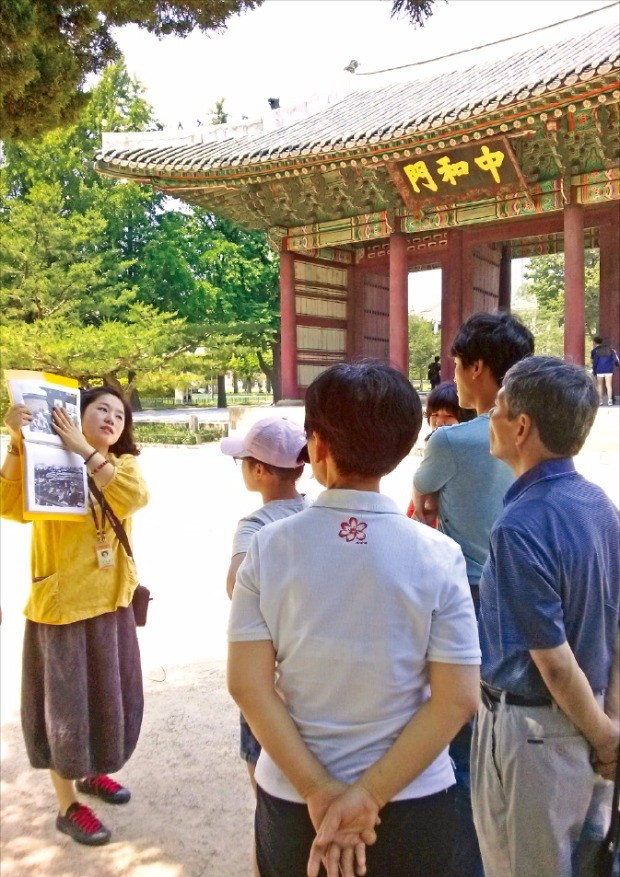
[227,361,481,877]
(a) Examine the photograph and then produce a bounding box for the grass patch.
[135,423,224,445]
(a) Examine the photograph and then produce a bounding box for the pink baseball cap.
[220,417,306,468]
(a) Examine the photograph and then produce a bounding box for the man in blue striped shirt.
[472,356,619,877]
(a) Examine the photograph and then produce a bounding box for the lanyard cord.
[89,492,107,539]
[87,477,133,559]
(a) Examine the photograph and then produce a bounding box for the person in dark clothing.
[427,356,441,389]
[591,335,619,406]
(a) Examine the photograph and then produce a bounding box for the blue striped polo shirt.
[479,458,619,699]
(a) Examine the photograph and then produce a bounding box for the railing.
[139,394,274,409]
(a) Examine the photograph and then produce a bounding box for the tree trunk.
[258,340,281,402]
[102,371,143,411]
[217,374,227,409]
[232,371,239,394]
[127,370,142,412]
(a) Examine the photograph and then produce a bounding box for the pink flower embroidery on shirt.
[339,517,368,543]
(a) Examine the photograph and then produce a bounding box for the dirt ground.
[1,406,618,877]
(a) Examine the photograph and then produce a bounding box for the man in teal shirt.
[413,312,534,600]
[413,311,534,877]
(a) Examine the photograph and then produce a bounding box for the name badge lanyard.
[90,492,115,569]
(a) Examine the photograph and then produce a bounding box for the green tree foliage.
[408,314,440,386]
[2,0,440,142]
[0,0,262,140]
[514,252,600,357]
[391,0,440,25]
[511,305,565,358]
[1,60,281,404]
[3,304,190,387]
[133,208,281,398]
[209,98,228,125]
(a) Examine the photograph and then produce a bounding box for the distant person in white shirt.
[227,362,481,877]
[221,416,310,876]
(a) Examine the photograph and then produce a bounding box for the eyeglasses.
[233,456,245,466]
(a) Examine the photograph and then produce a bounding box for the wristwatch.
[6,443,21,456]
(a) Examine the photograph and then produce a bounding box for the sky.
[112,0,618,312]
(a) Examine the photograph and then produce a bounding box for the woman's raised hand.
[4,404,32,444]
[52,407,91,457]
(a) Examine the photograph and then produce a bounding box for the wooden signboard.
[388,137,531,213]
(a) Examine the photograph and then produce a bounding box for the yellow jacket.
[0,454,149,625]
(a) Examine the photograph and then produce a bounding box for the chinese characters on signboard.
[398,139,525,207]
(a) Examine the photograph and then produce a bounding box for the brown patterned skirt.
[21,606,144,779]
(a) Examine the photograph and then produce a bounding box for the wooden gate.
[472,243,501,313]
[294,259,349,390]
[360,271,390,361]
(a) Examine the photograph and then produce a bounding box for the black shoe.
[76,775,131,804]
[56,802,111,846]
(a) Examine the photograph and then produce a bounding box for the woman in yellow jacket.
[1,386,148,846]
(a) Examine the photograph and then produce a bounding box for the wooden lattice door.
[360,272,390,361]
[472,243,501,313]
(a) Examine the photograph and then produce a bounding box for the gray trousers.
[471,698,611,877]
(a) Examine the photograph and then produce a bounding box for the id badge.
[96,542,115,570]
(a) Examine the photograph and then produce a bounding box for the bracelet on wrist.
[89,458,110,476]
[83,450,98,466]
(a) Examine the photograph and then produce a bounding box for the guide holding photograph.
[4,370,88,520]
[1,385,149,847]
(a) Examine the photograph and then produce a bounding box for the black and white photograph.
[33,464,86,509]
[22,443,88,517]
[22,392,54,435]
[5,372,87,519]
[7,376,80,446]
[22,388,79,436]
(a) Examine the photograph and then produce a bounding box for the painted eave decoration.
[95,23,620,232]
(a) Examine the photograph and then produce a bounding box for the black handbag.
[88,478,152,627]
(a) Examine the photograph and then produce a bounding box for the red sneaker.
[56,802,111,846]
[76,775,131,805]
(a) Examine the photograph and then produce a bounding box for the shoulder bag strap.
[88,477,133,559]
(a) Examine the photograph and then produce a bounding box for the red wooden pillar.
[355,269,368,358]
[441,230,464,381]
[563,202,585,365]
[460,232,473,321]
[346,264,358,359]
[280,248,298,399]
[389,233,409,375]
[498,244,512,313]
[599,219,620,399]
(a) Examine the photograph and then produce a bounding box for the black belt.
[481,681,552,709]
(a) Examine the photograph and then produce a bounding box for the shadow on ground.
[1,661,254,877]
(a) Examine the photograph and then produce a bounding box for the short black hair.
[451,312,534,386]
[503,356,598,456]
[425,381,476,424]
[593,335,604,345]
[304,361,422,478]
[80,386,140,456]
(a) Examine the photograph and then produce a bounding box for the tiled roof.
[97,24,619,177]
